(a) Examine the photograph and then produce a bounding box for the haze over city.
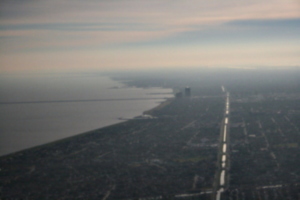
[1,1,300,200]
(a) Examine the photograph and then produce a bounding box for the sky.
[0,0,299,73]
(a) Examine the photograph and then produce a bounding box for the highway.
[216,87,230,200]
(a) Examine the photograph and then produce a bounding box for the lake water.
[0,73,173,156]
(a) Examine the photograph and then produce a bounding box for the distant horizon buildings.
[175,87,191,98]
[185,87,191,97]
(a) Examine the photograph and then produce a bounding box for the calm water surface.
[0,73,173,156]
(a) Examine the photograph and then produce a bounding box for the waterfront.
[0,73,173,156]
[0,92,222,200]
[1,74,300,199]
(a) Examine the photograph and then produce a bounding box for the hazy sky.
[0,0,299,73]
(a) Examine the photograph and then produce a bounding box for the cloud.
[227,18,300,28]
[1,39,299,71]
[1,0,299,25]
[0,0,299,72]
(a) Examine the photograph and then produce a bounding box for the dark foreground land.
[1,69,300,200]
[0,96,224,200]
[222,93,300,200]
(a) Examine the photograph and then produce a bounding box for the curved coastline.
[0,96,174,158]
[143,97,174,115]
[0,75,174,157]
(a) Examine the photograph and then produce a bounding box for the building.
[185,87,191,97]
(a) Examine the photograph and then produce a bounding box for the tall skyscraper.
[185,87,191,97]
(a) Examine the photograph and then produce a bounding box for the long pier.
[0,98,168,105]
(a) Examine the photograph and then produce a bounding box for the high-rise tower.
[185,87,191,97]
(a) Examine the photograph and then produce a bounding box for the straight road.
[215,87,230,200]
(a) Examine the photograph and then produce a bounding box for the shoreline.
[0,96,174,159]
[143,98,174,115]
[0,75,174,157]
[0,120,127,159]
